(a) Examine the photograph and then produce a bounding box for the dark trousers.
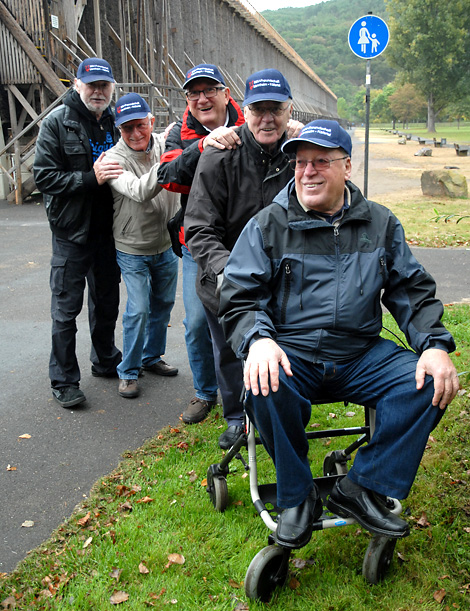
[49,233,121,388]
[203,306,244,426]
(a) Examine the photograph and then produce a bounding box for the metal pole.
[364,59,371,199]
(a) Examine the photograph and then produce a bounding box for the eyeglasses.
[186,86,225,101]
[289,156,349,172]
[248,104,288,117]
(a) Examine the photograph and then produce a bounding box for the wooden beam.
[8,85,40,123]
[0,0,66,98]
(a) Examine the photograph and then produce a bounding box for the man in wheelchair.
[218,120,459,549]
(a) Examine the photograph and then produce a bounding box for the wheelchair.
[206,402,404,602]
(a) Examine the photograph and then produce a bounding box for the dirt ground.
[350,129,470,205]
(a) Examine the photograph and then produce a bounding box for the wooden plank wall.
[0,0,45,85]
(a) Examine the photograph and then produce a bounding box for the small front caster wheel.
[245,545,291,602]
[362,535,397,584]
[207,466,229,512]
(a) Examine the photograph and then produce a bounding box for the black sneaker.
[91,367,119,378]
[52,387,86,408]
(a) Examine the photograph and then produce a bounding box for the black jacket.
[33,89,118,244]
[184,122,295,314]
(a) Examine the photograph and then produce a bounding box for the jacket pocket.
[50,255,67,295]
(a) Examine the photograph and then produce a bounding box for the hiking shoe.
[52,386,86,408]
[181,397,216,424]
[118,379,139,398]
[142,360,178,376]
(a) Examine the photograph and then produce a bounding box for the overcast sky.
[248,0,326,12]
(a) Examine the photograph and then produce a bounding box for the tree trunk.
[427,94,436,132]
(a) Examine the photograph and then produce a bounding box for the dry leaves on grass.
[433,588,446,603]
[139,562,150,574]
[109,568,122,582]
[18,434,31,440]
[164,553,185,570]
[110,590,129,605]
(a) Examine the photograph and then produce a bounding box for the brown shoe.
[142,360,178,377]
[181,397,216,424]
[118,379,139,398]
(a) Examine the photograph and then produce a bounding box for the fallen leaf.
[109,568,122,582]
[328,413,337,419]
[1,596,17,608]
[234,604,250,611]
[433,588,446,603]
[139,562,149,574]
[149,588,166,600]
[417,513,430,528]
[110,590,129,605]
[345,411,356,417]
[18,434,31,439]
[288,576,300,590]
[201,478,208,487]
[187,470,198,483]
[78,511,91,527]
[83,536,93,549]
[165,553,185,569]
[118,501,133,512]
[136,496,154,504]
[463,527,470,534]
[228,578,242,588]
[6,465,17,471]
[21,520,34,528]
[291,558,307,569]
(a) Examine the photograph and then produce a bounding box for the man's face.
[75,79,114,116]
[294,143,351,215]
[244,101,292,152]
[186,78,230,130]
[119,116,155,151]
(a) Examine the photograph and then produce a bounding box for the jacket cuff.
[83,169,99,190]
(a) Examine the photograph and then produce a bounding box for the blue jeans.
[245,338,444,508]
[116,248,178,379]
[182,245,218,402]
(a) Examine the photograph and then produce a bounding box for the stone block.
[415,147,432,157]
[421,170,468,198]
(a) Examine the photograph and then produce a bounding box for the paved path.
[0,197,469,574]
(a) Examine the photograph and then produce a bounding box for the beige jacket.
[107,133,180,255]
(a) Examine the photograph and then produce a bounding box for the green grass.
[374,121,470,145]
[1,306,470,610]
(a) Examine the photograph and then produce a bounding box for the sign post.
[348,14,389,198]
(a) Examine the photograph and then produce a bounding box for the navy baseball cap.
[115,93,151,127]
[77,58,115,83]
[183,64,226,89]
[282,120,352,156]
[243,69,292,106]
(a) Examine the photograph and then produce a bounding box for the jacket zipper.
[280,261,291,324]
[121,216,133,235]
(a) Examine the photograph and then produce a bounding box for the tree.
[388,83,426,128]
[370,83,396,123]
[385,0,470,132]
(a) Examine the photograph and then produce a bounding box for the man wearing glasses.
[184,69,300,449]
[158,64,244,426]
[218,120,458,549]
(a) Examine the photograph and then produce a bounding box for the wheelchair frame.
[206,405,404,602]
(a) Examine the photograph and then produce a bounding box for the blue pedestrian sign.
[348,15,389,59]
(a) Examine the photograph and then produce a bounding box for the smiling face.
[294,143,351,214]
[119,116,155,151]
[244,101,292,152]
[75,79,114,119]
[186,78,230,130]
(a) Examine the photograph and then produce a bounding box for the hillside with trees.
[261,0,470,130]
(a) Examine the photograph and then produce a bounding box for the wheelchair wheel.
[362,535,397,584]
[206,467,228,512]
[323,450,348,476]
[245,545,291,602]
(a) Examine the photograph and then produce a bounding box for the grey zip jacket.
[106,133,180,255]
[219,179,455,362]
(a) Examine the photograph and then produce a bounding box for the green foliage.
[385,0,470,131]
[261,0,395,107]
[430,208,470,224]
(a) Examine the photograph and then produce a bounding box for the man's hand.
[286,119,304,139]
[244,338,293,397]
[415,348,459,409]
[93,152,123,185]
[203,126,242,150]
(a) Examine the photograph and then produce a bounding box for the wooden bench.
[417,137,427,145]
[454,143,469,157]
[433,138,447,148]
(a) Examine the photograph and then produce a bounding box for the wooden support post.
[94,0,102,57]
[7,88,22,205]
